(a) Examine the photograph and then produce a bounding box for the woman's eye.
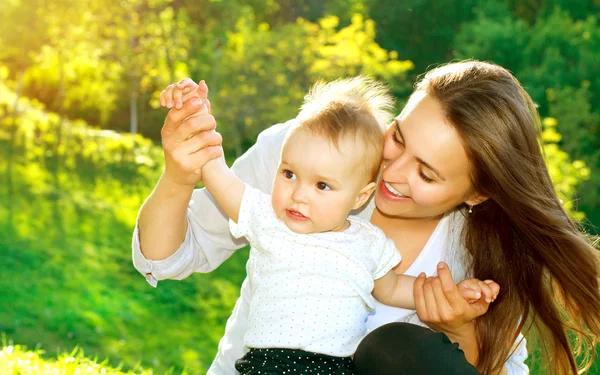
[392,130,404,146]
[284,170,297,180]
[316,182,331,191]
[418,170,434,183]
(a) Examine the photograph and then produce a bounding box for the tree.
[454,3,600,228]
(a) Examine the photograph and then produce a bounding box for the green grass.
[0,342,155,375]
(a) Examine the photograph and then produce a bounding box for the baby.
[161,77,492,374]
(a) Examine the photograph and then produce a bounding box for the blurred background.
[0,0,598,374]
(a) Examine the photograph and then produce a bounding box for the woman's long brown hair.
[417,61,600,374]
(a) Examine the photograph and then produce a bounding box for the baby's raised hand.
[160,78,210,111]
[457,278,499,304]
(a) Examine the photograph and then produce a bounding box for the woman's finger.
[161,98,206,136]
[175,113,216,143]
[187,145,223,174]
[178,130,222,156]
[172,144,222,176]
[423,277,441,322]
[430,276,459,323]
[436,262,462,307]
[414,272,428,321]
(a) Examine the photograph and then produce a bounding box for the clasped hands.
[159,78,223,187]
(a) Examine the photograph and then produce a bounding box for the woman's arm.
[138,97,221,261]
[413,262,499,372]
[132,114,291,284]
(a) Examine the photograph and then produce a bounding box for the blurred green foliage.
[0,0,599,373]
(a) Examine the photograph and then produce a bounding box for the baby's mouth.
[286,209,309,221]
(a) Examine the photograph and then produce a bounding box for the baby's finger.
[160,85,174,108]
[483,280,500,301]
[164,84,176,108]
[182,90,206,106]
[173,87,183,109]
[199,80,209,95]
[459,284,482,302]
[477,280,494,303]
[176,78,197,91]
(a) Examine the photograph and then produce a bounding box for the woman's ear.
[465,194,489,208]
[353,182,377,210]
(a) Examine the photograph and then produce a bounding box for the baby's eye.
[316,182,331,191]
[283,170,297,180]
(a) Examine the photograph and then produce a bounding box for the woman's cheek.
[410,182,440,207]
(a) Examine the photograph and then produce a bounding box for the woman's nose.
[383,154,411,183]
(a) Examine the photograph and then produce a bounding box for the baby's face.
[271,128,371,234]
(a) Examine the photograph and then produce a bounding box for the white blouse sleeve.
[505,332,529,374]
[131,121,292,285]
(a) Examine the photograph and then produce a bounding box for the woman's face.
[374,91,480,220]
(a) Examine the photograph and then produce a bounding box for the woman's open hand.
[414,262,499,336]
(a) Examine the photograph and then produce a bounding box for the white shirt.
[230,185,402,356]
[132,120,529,374]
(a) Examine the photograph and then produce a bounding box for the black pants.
[353,323,481,375]
[235,348,353,375]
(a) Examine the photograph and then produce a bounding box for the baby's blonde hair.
[293,76,395,183]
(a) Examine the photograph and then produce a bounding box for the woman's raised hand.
[414,262,499,336]
[159,79,223,187]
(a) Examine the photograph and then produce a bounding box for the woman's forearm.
[137,173,195,260]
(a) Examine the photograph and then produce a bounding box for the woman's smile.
[379,180,412,201]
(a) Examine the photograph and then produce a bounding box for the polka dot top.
[229,185,402,357]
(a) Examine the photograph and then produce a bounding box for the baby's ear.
[353,181,376,210]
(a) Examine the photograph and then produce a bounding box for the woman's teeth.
[384,182,407,197]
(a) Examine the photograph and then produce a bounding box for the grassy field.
[0,85,251,373]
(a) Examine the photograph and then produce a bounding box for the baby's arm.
[202,153,245,223]
[373,272,496,310]
[372,271,417,309]
[160,79,245,223]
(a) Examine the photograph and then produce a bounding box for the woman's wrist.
[444,320,476,343]
[443,321,480,370]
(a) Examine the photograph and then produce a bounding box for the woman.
[133,61,600,374]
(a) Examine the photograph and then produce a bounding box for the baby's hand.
[160,78,210,111]
[456,278,499,304]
